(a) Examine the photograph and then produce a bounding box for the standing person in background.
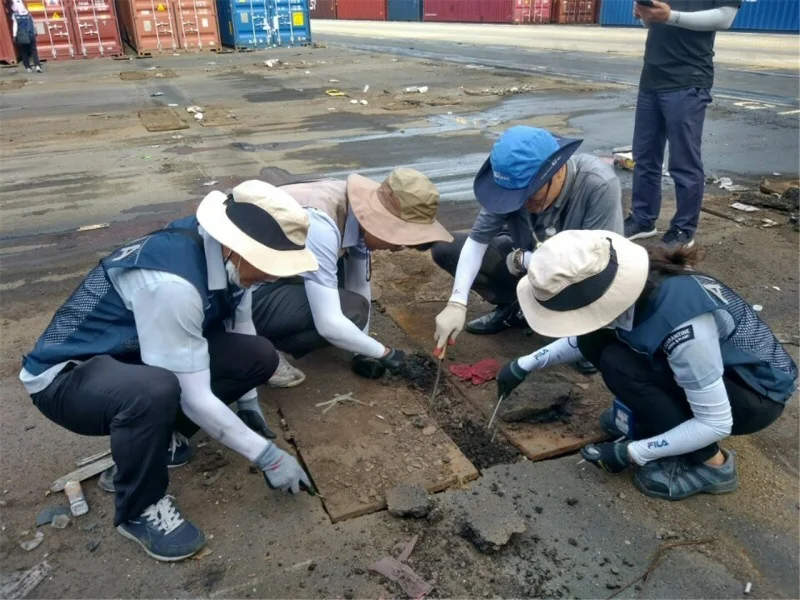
[10,0,42,73]
[624,0,740,248]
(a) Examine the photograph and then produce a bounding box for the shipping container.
[337,0,385,20]
[0,8,17,64]
[171,0,220,50]
[273,0,312,45]
[387,0,421,21]
[731,0,799,32]
[29,0,77,60]
[309,0,335,18]
[70,0,124,57]
[512,0,551,23]
[217,0,272,49]
[115,0,179,55]
[598,0,637,26]
[551,0,594,23]
[424,0,518,23]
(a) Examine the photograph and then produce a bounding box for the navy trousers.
[31,331,279,526]
[631,87,712,236]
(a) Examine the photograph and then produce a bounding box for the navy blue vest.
[618,273,797,405]
[23,216,244,376]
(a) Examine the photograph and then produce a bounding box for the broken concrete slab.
[387,484,433,518]
[459,495,526,553]
[499,381,574,423]
[370,250,608,462]
[272,340,477,523]
[137,108,189,133]
[759,178,800,197]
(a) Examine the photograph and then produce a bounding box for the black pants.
[431,232,521,306]
[18,42,41,69]
[577,330,784,463]
[251,279,370,358]
[31,330,279,525]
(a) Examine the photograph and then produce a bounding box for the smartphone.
[635,0,655,6]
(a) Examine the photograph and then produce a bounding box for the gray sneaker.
[633,449,738,501]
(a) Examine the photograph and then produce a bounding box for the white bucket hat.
[517,230,650,338]
[197,180,318,277]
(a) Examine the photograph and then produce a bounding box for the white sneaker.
[35,66,42,73]
[267,351,306,388]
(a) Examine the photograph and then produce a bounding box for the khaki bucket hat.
[346,168,453,246]
[197,180,318,278]
[517,230,650,338]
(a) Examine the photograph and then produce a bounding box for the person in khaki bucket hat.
[251,167,453,381]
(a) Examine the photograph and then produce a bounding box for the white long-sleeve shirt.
[516,311,734,464]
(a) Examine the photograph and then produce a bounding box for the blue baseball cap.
[473,126,583,214]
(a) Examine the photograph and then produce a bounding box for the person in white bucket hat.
[20,180,319,562]
[497,229,796,501]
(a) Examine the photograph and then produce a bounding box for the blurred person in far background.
[11,0,42,73]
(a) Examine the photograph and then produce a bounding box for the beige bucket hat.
[197,180,319,277]
[346,168,453,246]
[517,230,650,338]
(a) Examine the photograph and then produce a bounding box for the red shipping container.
[512,0,551,23]
[551,0,594,22]
[29,0,76,60]
[423,0,532,23]
[0,8,17,64]
[70,0,123,58]
[310,0,336,19]
[114,0,179,55]
[336,0,385,20]
[170,0,220,51]
[424,0,520,23]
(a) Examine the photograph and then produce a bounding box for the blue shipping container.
[599,0,640,26]
[273,0,312,45]
[387,0,422,21]
[602,0,800,31]
[217,0,311,50]
[731,0,799,32]
[217,0,275,49]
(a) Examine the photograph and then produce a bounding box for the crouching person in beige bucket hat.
[497,230,796,501]
[251,168,453,379]
[21,181,320,562]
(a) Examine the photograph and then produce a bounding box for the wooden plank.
[50,456,114,492]
[272,349,478,523]
[0,561,52,600]
[75,448,111,467]
[370,251,609,462]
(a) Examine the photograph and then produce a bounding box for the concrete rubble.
[459,495,526,553]
[386,484,433,518]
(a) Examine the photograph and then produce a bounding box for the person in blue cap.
[431,126,623,369]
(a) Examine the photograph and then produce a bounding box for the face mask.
[224,253,243,288]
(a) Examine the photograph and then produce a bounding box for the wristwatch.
[510,248,527,275]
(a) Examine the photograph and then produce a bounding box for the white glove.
[434,301,467,351]
[505,249,532,277]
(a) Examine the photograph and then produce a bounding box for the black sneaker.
[624,215,657,241]
[465,302,527,335]
[661,227,695,248]
[574,358,598,375]
[117,495,206,561]
[633,449,738,501]
[167,432,192,468]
